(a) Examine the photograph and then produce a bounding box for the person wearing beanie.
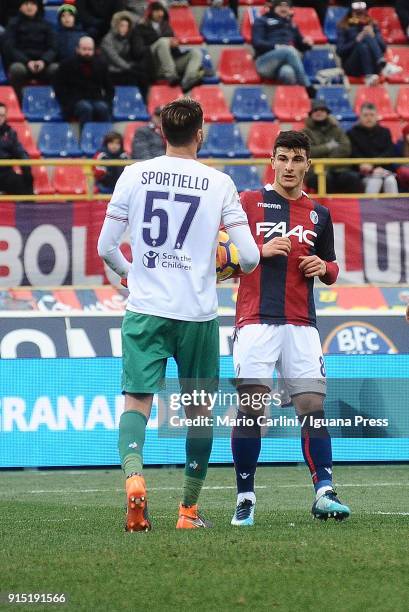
[3,0,58,99]
[252,0,316,97]
[302,99,363,193]
[395,124,409,191]
[56,4,87,61]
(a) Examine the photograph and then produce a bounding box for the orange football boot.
[176,503,212,529]
[125,474,151,532]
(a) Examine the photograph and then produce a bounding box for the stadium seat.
[53,166,87,195]
[339,119,356,133]
[22,86,63,121]
[201,50,219,84]
[201,8,244,44]
[292,7,327,44]
[123,122,148,156]
[38,122,82,157]
[44,6,58,29]
[323,6,348,43]
[273,86,310,121]
[368,7,406,44]
[262,164,275,185]
[218,49,261,84]
[113,86,150,121]
[379,120,404,144]
[291,121,306,131]
[354,86,398,120]
[191,85,233,122]
[80,122,113,157]
[223,165,262,192]
[169,7,203,43]
[231,87,274,121]
[0,86,24,121]
[147,84,183,116]
[199,123,250,158]
[316,86,356,121]
[396,86,409,120]
[384,47,409,84]
[32,165,54,195]
[0,57,7,84]
[9,122,40,158]
[302,49,342,85]
[241,7,263,43]
[247,121,281,157]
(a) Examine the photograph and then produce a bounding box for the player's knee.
[293,393,324,415]
[238,384,270,417]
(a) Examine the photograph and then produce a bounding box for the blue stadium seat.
[113,86,150,121]
[38,122,82,157]
[223,165,262,192]
[302,49,342,85]
[316,86,357,121]
[339,120,356,133]
[199,123,250,158]
[231,87,274,121]
[80,122,113,157]
[324,6,348,43]
[201,50,219,84]
[22,86,63,121]
[44,0,65,5]
[0,57,7,84]
[44,6,58,29]
[200,8,244,44]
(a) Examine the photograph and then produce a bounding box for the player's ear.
[306,157,311,172]
[197,127,204,145]
[270,155,276,169]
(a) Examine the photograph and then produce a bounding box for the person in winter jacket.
[116,0,146,22]
[56,4,87,62]
[100,10,150,100]
[93,131,129,193]
[133,1,203,93]
[395,123,409,192]
[76,0,118,43]
[131,105,165,159]
[0,102,33,195]
[54,36,114,127]
[4,0,58,99]
[348,102,398,193]
[252,0,315,96]
[302,99,363,193]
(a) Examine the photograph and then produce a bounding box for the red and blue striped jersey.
[236,186,337,328]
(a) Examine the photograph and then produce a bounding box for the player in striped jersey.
[231,131,351,526]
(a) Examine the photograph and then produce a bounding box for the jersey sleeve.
[105,164,132,222]
[221,176,249,231]
[316,210,336,262]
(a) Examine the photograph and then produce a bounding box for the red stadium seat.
[247,121,281,157]
[291,121,306,131]
[396,86,409,121]
[292,7,327,44]
[9,122,40,158]
[262,164,275,185]
[368,7,406,44]
[123,121,148,156]
[218,49,261,84]
[169,7,203,44]
[32,165,54,195]
[0,86,24,121]
[241,7,264,43]
[53,166,87,195]
[273,86,311,121]
[354,86,398,120]
[385,47,409,84]
[379,120,404,144]
[191,85,233,122]
[148,84,183,116]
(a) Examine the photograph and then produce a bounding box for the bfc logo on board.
[322,322,398,355]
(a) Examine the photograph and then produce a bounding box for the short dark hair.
[273,130,311,158]
[360,102,377,113]
[161,98,203,147]
[103,131,123,147]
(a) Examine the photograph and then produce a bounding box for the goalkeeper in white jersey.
[98,98,260,531]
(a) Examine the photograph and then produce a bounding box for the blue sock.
[301,410,333,493]
[231,411,261,495]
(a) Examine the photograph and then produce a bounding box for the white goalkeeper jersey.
[99,155,259,321]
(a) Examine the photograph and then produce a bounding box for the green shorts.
[121,311,220,394]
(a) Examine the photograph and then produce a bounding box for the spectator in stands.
[303,99,363,193]
[252,0,316,98]
[54,36,114,128]
[348,102,398,194]
[396,0,409,40]
[395,124,409,192]
[336,1,401,86]
[100,10,150,100]
[134,2,203,93]
[0,102,33,195]
[116,0,146,22]
[93,131,129,193]
[4,0,58,99]
[131,105,165,159]
[76,0,119,43]
[56,4,87,62]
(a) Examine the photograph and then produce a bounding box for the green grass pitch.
[1,465,408,611]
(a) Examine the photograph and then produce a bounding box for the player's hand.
[298,255,326,278]
[303,35,314,47]
[262,237,291,258]
[120,277,128,288]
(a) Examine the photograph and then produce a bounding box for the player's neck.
[166,144,198,160]
[271,182,303,201]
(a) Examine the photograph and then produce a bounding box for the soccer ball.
[216,230,240,282]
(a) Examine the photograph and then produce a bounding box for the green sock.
[182,425,213,506]
[118,411,147,478]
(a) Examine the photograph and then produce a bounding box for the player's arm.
[97,166,132,280]
[299,210,339,284]
[222,182,260,274]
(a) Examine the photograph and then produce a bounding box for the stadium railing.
[0,157,409,200]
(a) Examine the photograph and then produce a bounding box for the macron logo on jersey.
[256,221,317,246]
[257,201,282,209]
